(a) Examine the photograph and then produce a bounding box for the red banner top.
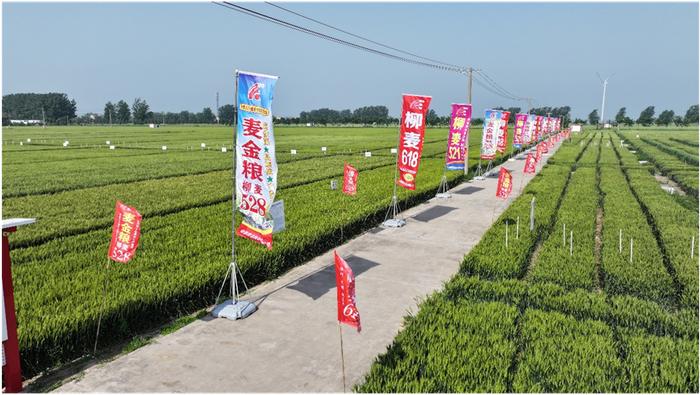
[396,94,432,190]
[496,167,513,200]
[108,201,143,263]
[335,251,361,332]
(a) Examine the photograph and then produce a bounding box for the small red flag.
[496,168,513,200]
[108,201,142,263]
[342,163,358,196]
[523,153,536,174]
[335,251,361,332]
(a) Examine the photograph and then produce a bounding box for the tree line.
[587,105,698,127]
[2,93,77,125]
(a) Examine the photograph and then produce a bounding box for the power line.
[214,2,464,74]
[264,2,463,70]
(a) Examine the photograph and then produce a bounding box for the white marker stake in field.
[505,220,509,249]
[109,145,115,150]
[390,148,397,154]
[516,216,520,239]
[563,223,566,247]
[321,146,327,152]
[63,141,69,147]
[162,146,167,151]
[106,141,110,145]
[691,236,695,259]
[630,238,634,263]
[221,147,227,153]
[291,149,297,155]
[20,142,23,146]
[201,143,206,149]
[570,231,573,256]
[27,138,31,143]
[619,229,622,253]
[365,151,372,157]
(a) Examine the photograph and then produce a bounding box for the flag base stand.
[212,261,256,321]
[381,195,405,228]
[471,162,485,181]
[212,299,257,320]
[435,175,451,199]
[484,161,494,177]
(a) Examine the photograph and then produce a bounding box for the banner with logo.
[445,103,472,171]
[234,71,279,250]
[397,94,432,190]
[524,114,535,144]
[343,163,358,196]
[536,141,544,163]
[108,201,143,263]
[513,113,527,149]
[523,153,536,174]
[335,251,361,332]
[496,111,510,153]
[496,167,513,200]
[535,115,544,141]
[480,109,501,160]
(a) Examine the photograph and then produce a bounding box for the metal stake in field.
[629,238,634,263]
[691,236,695,259]
[619,229,622,253]
[212,70,256,320]
[563,223,566,248]
[93,258,111,354]
[516,216,520,239]
[529,197,535,231]
[504,220,509,248]
[569,230,573,256]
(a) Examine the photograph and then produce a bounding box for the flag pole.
[93,258,111,355]
[338,322,347,393]
[383,116,405,228]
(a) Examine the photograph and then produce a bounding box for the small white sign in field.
[221,147,227,153]
[162,146,167,151]
[201,143,206,148]
[291,149,297,155]
[26,138,31,143]
[109,145,115,150]
[365,151,372,157]
[106,140,111,145]
[63,141,69,147]
[571,125,582,132]
[321,146,327,152]
[390,148,397,154]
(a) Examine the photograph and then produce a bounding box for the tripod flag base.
[212,299,257,320]
[435,192,452,199]
[381,218,406,228]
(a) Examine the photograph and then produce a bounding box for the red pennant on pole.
[335,251,361,332]
[108,201,142,263]
[496,168,513,200]
[342,163,358,196]
[496,111,510,153]
[523,153,536,174]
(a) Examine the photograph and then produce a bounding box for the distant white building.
[10,119,42,125]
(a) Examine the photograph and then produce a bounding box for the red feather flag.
[496,168,513,200]
[523,153,536,174]
[335,251,361,332]
[342,163,358,196]
[108,201,142,263]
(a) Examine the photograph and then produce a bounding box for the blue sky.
[3,2,698,120]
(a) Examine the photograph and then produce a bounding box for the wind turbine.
[596,72,614,126]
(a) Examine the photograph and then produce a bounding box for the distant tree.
[573,118,586,124]
[132,98,150,124]
[673,115,687,127]
[426,109,440,126]
[104,102,115,124]
[615,107,627,125]
[2,92,77,124]
[218,105,235,125]
[197,107,216,123]
[637,106,655,126]
[656,110,674,126]
[684,104,698,124]
[116,100,131,124]
[623,116,634,127]
[588,109,599,125]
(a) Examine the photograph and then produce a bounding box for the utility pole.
[465,67,475,176]
[527,98,533,114]
[216,92,220,124]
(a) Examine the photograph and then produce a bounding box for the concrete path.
[56,144,559,392]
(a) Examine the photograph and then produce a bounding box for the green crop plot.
[360,129,699,392]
